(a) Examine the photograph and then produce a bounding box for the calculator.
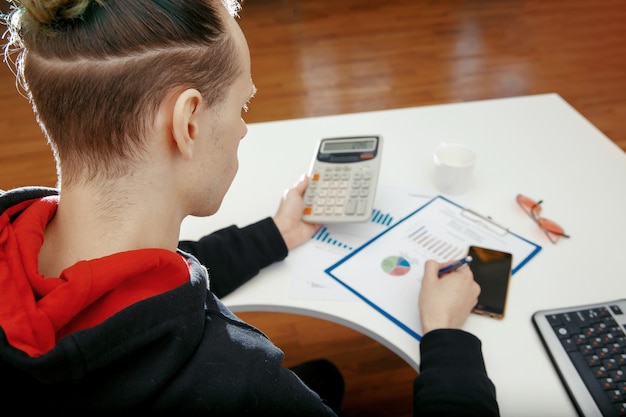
[302,135,383,223]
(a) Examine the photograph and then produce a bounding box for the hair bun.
[14,0,100,28]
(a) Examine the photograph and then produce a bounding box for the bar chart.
[311,226,354,251]
[310,208,396,251]
[406,224,465,260]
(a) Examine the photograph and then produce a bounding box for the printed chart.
[371,209,394,226]
[310,208,396,252]
[381,256,411,276]
[326,196,541,339]
[288,187,433,301]
[406,225,465,261]
[311,226,354,251]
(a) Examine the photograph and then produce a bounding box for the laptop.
[533,299,626,417]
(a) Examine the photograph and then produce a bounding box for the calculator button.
[345,198,357,215]
[303,141,380,222]
[356,199,367,215]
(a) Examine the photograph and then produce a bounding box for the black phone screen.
[468,246,513,318]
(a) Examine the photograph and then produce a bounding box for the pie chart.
[381,256,411,276]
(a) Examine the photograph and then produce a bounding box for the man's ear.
[171,88,203,161]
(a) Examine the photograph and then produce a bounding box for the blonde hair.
[4,0,242,186]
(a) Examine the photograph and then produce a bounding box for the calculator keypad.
[303,165,373,219]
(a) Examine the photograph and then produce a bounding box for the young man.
[0,0,499,415]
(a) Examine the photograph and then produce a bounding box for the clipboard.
[324,195,541,340]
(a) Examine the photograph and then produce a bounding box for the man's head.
[4,0,248,198]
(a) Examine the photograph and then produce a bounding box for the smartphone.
[468,246,513,319]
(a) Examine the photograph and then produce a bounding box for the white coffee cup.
[433,143,476,195]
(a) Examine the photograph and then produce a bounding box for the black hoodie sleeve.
[178,217,288,298]
[413,329,500,417]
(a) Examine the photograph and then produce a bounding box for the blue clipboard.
[325,195,541,340]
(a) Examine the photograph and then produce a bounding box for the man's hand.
[419,259,480,334]
[273,175,321,250]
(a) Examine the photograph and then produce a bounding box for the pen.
[438,255,473,276]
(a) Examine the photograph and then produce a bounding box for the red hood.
[0,196,189,357]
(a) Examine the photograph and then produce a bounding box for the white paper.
[325,196,541,339]
[287,186,433,301]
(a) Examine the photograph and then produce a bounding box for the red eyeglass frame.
[516,194,570,243]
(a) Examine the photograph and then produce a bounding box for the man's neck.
[38,181,184,277]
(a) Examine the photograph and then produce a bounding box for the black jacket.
[0,187,498,416]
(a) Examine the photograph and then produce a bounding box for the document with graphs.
[325,195,541,340]
[288,186,432,301]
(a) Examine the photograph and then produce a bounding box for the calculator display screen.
[321,138,377,154]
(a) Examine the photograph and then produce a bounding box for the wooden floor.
[1,1,625,415]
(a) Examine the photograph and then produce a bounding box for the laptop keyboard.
[535,302,626,416]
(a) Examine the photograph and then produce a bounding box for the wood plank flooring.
[1,1,625,416]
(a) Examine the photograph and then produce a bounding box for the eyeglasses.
[516,194,570,243]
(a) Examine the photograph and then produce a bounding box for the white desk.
[180,94,626,417]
